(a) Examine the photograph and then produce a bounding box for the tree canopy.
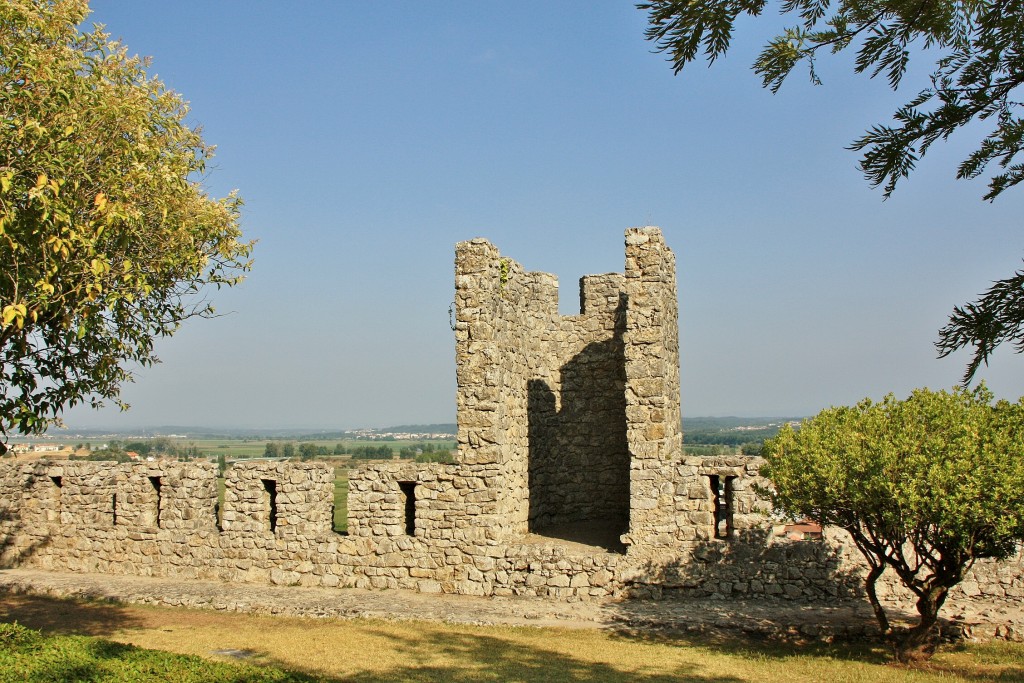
[0,0,252,451]
[763,385,1024,662]
[639,0,1024,380]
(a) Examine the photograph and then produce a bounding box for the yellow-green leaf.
[2,303,27,328]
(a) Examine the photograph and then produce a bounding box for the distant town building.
[783,520,823,541]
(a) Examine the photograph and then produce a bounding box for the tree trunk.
[864,563,891,636]
[893,586,948,663]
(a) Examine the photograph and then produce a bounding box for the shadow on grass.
[604,608,1024,681]
[0,592,145,637]
[1,611,738,683]
[609,625,893,666]
[260,626,745,683]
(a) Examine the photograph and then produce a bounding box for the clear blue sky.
[62,1,1024,430]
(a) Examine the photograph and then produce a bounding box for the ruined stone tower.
[453,226,683,554]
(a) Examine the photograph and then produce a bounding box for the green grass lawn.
[0,622,310,683]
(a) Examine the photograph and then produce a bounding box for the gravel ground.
[1,568,1021,642]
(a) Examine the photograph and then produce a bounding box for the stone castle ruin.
[1,227,1021,603]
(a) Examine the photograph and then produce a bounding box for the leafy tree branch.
[640,0,1024,379]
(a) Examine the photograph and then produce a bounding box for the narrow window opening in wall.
[398,481,416,536]
[49,476,62,521]
[111,493,117,526]
[724,476,736,539]
[707,475,721,537]
[216,472,225,531]
[148,476,162,529]
[262,479,278,532]
[707,475,737,539]
[332,475,349,536]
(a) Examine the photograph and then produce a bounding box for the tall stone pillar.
[621,227,683,553]
[454,239,507,468]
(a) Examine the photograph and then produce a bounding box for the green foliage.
[685,430,774,446]
[298,442,317,461]
[0,621,40,648]
[349,444,394,460]
[499,258,511,289]
[122,441,152,456]
[682,444,732,456]
[740,441,763,455]
[936,265,1024,383]
[640,0,1024,200]
[400,442,454,461]
[763,385,1024,661]
[0,0,252,452]
[414,449,455,464]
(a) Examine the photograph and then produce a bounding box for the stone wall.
[223,461,332,538]
[1,226,1022,608]
[3,456,1019,604]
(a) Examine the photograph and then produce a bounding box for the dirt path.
[1,568,1021,642]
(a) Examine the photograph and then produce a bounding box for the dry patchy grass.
[3,593,1023,682]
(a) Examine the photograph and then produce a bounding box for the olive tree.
[0,0,252,451]
[763,385,1024,662]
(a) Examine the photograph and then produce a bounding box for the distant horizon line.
[26,415,809,436]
